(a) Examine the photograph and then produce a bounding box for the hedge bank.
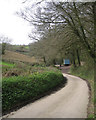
[2,71,66,113]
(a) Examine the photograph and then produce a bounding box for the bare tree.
[18,1,96,64]
[0,35,12,54]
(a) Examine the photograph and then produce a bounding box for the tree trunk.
[93,2,96,63]
[43,56,46,64]
[59,58,63,67]
[53,59,56,65]
[2,43,6,55]
[73,58,76,67]
[72,52,76,67]
[76,49,81,66]
[73,3,95,61]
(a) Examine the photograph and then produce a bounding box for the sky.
[0,0,92,45]
[0,0,33,45]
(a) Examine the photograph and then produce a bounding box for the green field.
[25,46,29,49]
[0,61,15,67]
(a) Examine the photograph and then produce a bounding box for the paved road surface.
[4,73,89,118]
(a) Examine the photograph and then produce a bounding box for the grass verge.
[70,65,94,118]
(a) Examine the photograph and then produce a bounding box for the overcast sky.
[0,0,92,45]
[0,0,33,45]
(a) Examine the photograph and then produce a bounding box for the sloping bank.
[2,71,67,115]
[70,65,94,118]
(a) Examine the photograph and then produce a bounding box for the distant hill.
[2,50,38,64]
[6,44,30,56]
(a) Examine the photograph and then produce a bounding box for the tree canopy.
[19,1,96,65]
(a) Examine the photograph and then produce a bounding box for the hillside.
[2,50,38,64]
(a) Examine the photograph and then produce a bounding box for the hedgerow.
[2,71,66,113]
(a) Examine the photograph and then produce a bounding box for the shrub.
[2,71,66,113]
